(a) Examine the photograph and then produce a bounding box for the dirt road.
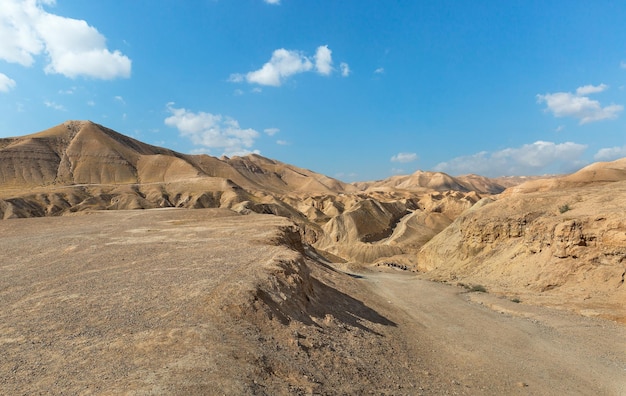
[358,270,626,395]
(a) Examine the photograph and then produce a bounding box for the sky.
[1,0,626,181]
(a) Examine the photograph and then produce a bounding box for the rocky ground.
[1,208,624,395]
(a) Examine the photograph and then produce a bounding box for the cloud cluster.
[434,141,588,177]
[230,45,349,86]
[0,0,131,81]
[537,84,622,124]
[165,103,259,157]
[390,152,418,163]
[594,145,626,161]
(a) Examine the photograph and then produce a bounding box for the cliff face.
[417,179,626,322]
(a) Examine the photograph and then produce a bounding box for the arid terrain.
[1,121,626,394]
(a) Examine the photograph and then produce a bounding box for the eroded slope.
[417,160,626,322]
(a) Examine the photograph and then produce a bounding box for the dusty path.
[357,270,626,395]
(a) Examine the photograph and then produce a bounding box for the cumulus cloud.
[314,45,333,75]
[0,0,131,79]
[245,48,313,86]
[0,73,16,92]
[232,45,347,86]
[374,67,385,74]
[537,84,622,124]
[434,141,588,177]
[164,103,259,156]
[264,127,279,136]
[390,152,418,163]
[594,146,626,161]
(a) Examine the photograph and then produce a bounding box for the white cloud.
[276,140,288,145]
[44,100,65,111]
[114,95,125,104]
[245,48,312,86]
[575,84,607,96]
[264,127,279,136]
[340,62,350,77]
[314,45,333,75]
[0,73,16,92]
[621,61,626,69]
[0,0,131,79]
[537,84,622,124]
[434,141,588,177]
[374,67,385,74]
[594,146,626,161]
[233,45,343,86]
[391,168,405,174]
[264,0,280,4]
[164,103,259,157]
[391,152,418,163]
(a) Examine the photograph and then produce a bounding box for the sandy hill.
[0,121,494,263]
[502,158,626,195]
[355,170,506,194]
[0,120,353,194]
[417,159,626,323]
[0,121,358,219]
[4,121,626,324]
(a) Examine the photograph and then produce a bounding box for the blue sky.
[1,0,626,181]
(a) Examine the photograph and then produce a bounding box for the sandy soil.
[358,269,626,395]
[1,209,625,395]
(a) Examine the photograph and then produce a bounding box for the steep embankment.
[417,160,626,322]
[0,209,423,394]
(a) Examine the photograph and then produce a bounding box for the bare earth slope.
[418,159,626,323]
[1,209,624,395]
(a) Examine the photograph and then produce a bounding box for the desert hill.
[0,121,489,258]
[354,170,506,194]
[2,121,625,323]
[417,159,626,322]
[0,120,354,194]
